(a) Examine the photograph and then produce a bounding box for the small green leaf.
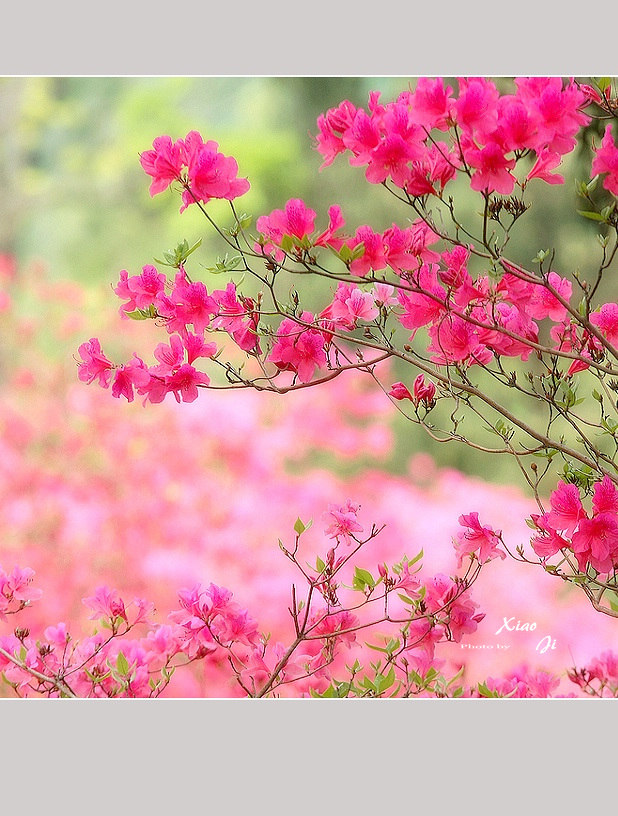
[294,517,306,535]
[125,308,152,321]
[116,652,129,676]
[577,210,605,222]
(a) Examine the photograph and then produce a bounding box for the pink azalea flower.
[347,225,388,277]
[121,265,167,312]
[314,205,347,252]
[365,133,418,187]
[151,334,186,376]
[410,77,455,131]
[77,338,114,388]
[343,108,381,166]
[389,381,413,401]
[591,124,618,194]
[547,480,584,537]
[571,513,618,574]
[314,100,357,169]
[180,131,250,211]
[592,476,618,515]
[3,565,43,603]
[382,224,420,275]
[139,135,185,196]
[455,77,500,139]
[455,512,506,567]
[322,499,363,546]
[465,139,517,195]
[530,513,570,559]
[412,373,437,406]
[427,313,492,366]
[111,355,151,403]
[83,586,128,622]
[527,149,565,185]
[527,271,572,322]
[495,95,542,152]
[590,302,618,346]
[166,364,210,403]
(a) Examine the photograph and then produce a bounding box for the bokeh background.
[1,76,616,696]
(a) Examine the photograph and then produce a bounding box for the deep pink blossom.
[592,476,618,515]
[591,124,618,195]
[410,77,455,131]
[547,481,584,537]
[571,513,618,574]
[77,338,114,388]
[139,135,185,196]
[389,381,413,401]
[465,139,517,195]
[412,373,437,406]
[111,355,151,403]
[180,131,250,211]
[590,302,618,345]
[347,225,388,277]
[455,78,500,139]
[455,512,506,567]
[166,364,210,403]
[527,149,565,185]
[269,313,327,383]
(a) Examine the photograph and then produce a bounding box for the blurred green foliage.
[1,76,616,486]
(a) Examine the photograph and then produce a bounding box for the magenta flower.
[455,77,500,139]
[166,364,210,403]
[2,565,43,604]
[139,135,185,196]
[389,381,413,401]
[530,513,570,559]
[83,586,128,622]
[547,480,585,537]
[410,77,455,131]
[465,139,517,195]
[115,265,166,314]
[592,476,618,515]
[151,334,186,376]
[77,338,114,388]
[412,373,437,406]
[527,149,565,185]
[269,315,327,383]
[256,198,317,249]
[591,125,618,195]
[347,225,388,277]
[111,355,151,403]
[590,302,618,346]
[314,100,357,169]
[322,499,363,546]
[180,131,250,211]
[572,513,618,574]
[455,512,506,567]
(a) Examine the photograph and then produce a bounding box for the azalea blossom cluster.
[530,476,618,575]
[315,77,593,193]
[76,76,618,622]
[4,256,618,697]
[0,507,499,698]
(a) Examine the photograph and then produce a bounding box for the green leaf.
[596,77,612,93]
[280,234,295,254]
[116,652,129,676]
[587,175,599,194]
[353,566,375,591]
[294,517,307,535]
[577,210,605,222]
[124,308,152,321]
